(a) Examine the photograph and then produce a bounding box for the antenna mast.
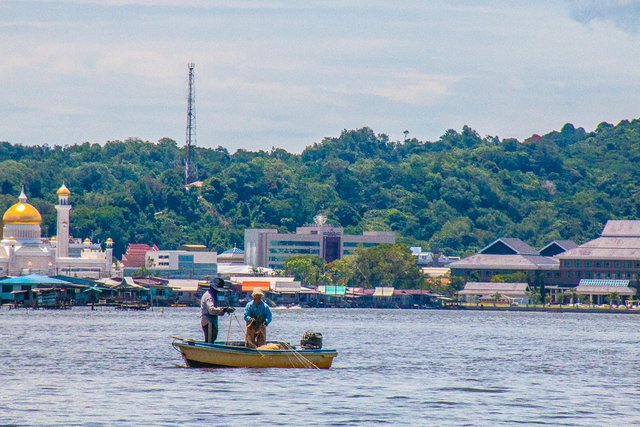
[185,62,196,185]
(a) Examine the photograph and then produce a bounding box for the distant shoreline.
[460,305,640,314]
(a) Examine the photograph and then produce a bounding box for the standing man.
[201,278,232,343]
[244,288,272,348]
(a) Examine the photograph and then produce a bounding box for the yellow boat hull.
[172,339,337,369]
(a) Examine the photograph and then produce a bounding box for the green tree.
[283,256,327,287]
[326,256,356,287]
[491,292,502,306]
[352,244,424,289]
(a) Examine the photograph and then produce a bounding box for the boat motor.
[300,331,323,349]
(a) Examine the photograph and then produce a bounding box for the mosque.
[0,184,115,278]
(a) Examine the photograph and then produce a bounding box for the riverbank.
[461,303,640,314]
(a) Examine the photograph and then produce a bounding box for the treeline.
[1,118,639,258]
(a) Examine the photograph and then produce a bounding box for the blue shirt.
[244,300,272,326]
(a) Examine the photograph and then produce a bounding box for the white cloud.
[365,72,461,106]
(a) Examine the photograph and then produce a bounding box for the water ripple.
[2,308,640,425]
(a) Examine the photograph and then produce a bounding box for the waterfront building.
[557,220,640,288]
[244,215,396,269]
[0,186,114,286]
[458,282,530,304]
[574,279,636,305]
[449,238,561,285]
[143,248,217,279]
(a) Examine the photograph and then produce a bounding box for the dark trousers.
[202,318,219,343]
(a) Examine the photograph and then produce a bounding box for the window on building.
[343,242,378,248]
[595,261,601,268]
[585,261,591,268]
[575,260,581,268]
[626,273,631,279]
[605,272,611,279]
[616,272,622,279]
[615,261,621,268]
[576,272,581,278]
[269,248,320,254]
[596,272,602,279]
[565,260,572,268]
[269,241,321,247]
[586,272,593,279]
[545,272,551,277]
[625,261,631,268]
[567,271,573,278]
[604,261,610,268]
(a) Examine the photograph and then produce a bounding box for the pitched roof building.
[449,238,561,285]
[458,282,530,303]
[557,220,640,287]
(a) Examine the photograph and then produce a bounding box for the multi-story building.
[244,216,396,269]
[121,243,159,272]
[144,249,217,279]
[558,220,640,288]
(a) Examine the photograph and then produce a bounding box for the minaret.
[105,238,114,275]
[55,183,71,258]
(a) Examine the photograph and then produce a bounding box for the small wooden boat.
[172,337,337,369]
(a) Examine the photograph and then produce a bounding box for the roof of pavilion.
[575,279,636,296]
[458,282,529,296]
[448,254,559,270]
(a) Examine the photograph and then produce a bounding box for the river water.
[1,308,640,426]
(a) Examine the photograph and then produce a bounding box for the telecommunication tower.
[184,62,196,185]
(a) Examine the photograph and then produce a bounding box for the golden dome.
[3,202,42,225]
[57,184,71,197]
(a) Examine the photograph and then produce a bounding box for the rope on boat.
[281,342,320,369]
[226,312,234,342]
[228,313,320,369]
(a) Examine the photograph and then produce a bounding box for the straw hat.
[252,287,264,297]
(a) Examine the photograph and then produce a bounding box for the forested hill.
[1,118,639,258]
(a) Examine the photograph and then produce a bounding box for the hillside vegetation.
[2,118,639,258]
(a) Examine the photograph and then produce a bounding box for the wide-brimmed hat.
[200,278,228,292]
[252,287,265,297]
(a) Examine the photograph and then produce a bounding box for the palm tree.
[491,292,502,306]
[609,291,620,307]
[526,289,540,306]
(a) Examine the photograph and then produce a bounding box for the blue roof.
[0,274,72,285]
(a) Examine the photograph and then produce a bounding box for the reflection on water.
[2,308,640,426]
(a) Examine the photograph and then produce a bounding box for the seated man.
[244,288,272,348]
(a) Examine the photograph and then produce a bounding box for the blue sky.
[1,0,639,152]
